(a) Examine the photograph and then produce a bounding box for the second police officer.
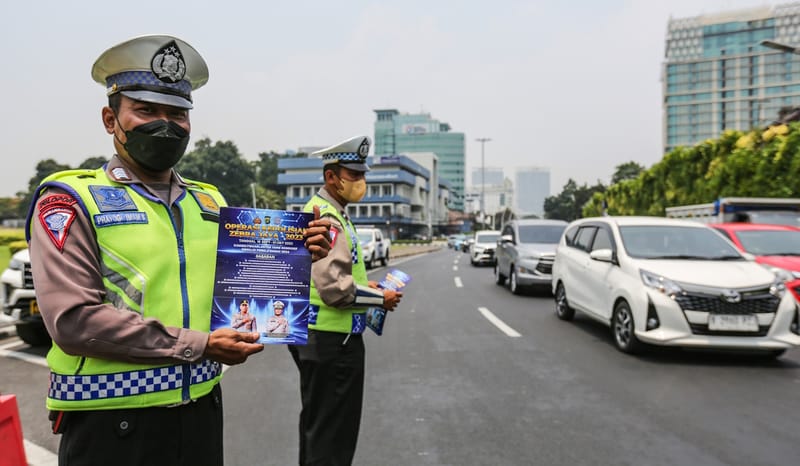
[289,135,403,465]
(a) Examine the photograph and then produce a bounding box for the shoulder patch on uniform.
[190,190,220,215]
[37,194,78,251]
[88,186,137,211]
[329,225,340,248]
[110,167,131,181]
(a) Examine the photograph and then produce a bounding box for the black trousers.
[289,331,365,466]
[56,383,223,466]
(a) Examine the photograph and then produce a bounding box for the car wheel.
[15,321,51,346]
[554,282,575,321]
[382,251,389,267]
[494,263,506,285]
[509,267,523,295]
[612,300,641,354]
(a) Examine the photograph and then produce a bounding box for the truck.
[356,227,391,269]
[1,248,50,346]
[665,197,800,226]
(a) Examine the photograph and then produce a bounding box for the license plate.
[708,314,758,332]
[30,300,39,315]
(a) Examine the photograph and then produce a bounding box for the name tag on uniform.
[94,212,149,228]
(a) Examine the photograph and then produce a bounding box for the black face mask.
[116,118,190,172]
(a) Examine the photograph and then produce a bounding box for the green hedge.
[8,240,27,255]
[0,229,24,246]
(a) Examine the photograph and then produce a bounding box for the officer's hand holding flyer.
[211,207,312,345]
[366,268,412,335]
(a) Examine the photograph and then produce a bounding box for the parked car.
[711,223,800,301]
[469,230,500,266]
[551,216,800,357]
[356,227,390,269]
[1,248,50,346]
[452,234,468,252]
[494,219,568,294]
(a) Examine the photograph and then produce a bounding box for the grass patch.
[0,245,10,271]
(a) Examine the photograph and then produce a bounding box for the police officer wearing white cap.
[25,34,331,466]
[288,135,403,465]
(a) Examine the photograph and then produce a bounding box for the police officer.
[267,300,289,336]
[233,299,257,332]
[26,34,331,466]
[288,135,402,465]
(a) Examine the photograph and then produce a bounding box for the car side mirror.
[589,248,615,263]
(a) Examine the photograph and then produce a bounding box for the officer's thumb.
[313,205,321,220]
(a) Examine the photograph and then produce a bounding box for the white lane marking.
[453,265,458,271]
[454,277,463,288]
[24,439,58,466]
[478,307,522,337]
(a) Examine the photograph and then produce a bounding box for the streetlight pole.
[475,137,491,228]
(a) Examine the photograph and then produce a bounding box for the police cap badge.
[312,135,371,172]
[91,34,208,109]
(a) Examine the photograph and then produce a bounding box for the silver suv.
[1,248,49,345]
[494,219,568,294]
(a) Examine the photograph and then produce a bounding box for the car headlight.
[7,258,25,271]
[474,246,485,253]
[640,269,683,298]
[770,278,787,298]
[763,265,800,282]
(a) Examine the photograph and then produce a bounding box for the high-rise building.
[515,167,550,218]
[470,167,504,187]
[374,109,466,211]
[664,3,800,153]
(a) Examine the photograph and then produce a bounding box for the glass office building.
[515,167,550,218]
[374,109,466,211]
[664,3,800,153]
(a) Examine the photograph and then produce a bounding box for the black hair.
[108,93,122,113]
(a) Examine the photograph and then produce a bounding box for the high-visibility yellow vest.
[28,168,225,411]
[303,195,369,334]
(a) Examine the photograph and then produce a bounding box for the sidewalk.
[391,243,445,259]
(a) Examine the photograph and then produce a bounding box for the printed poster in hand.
[366,268,412,335]
[211,207,312,344]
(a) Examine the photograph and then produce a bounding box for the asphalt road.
[2,247,800,465]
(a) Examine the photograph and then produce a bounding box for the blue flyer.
[366,269,412,336]
[210,207,313,345]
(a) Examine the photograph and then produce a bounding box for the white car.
[469,230,500,266]
[551,216,800,357]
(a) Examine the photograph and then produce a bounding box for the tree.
[78,156,111,169]
[177,138,255,207]
[544,178,606,221]
[611,161,645,185]
[17,159,72,218]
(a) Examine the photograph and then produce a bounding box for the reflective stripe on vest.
[303,195,369,334]
[49,360,221,401]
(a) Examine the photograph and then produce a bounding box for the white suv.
[551,216,800,357]
[469,230,500,266]
[2,248,49,345]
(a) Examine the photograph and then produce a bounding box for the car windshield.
[734,229,800,255]
[518,225,566,244]
[475,233,500,243]
[620,225,743,260]
[357,232,372,242]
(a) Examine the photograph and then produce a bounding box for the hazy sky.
[0,0,776,198]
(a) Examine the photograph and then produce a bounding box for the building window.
[382,205,392,217]
[382,185,393,196]
[358,205,369,217]
[303,187,312,197]
[293,187,301,197]
[370,185,380,197]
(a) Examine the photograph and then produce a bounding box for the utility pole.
[475,137,491,228]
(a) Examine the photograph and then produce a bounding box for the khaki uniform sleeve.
[310,216,361,308]
[29,187,208,365]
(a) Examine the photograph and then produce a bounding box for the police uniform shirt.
[28,155,208,364]
[310,187,369,308]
